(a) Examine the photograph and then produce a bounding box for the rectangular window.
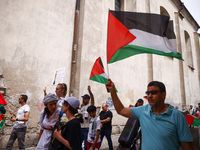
[115,0,121,11]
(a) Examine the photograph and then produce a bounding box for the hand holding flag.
[9,109,16,117]
[105,79,115,92]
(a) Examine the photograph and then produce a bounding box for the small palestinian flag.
[90,57,108,85]
[0,92,7,105]
[90,57,118,92]
[107,10,183,64]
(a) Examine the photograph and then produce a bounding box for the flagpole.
[89,78,91,86]
[6,105,11,111]
[106,9,110,79]
[105,9,111,93]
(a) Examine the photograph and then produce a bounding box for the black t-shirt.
[99,110,113,129]
[49,118,81,150]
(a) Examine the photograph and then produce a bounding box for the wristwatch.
[16,118,18,121]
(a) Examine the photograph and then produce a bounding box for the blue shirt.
[131,104,193,150]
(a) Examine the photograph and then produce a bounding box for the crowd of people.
[3,80,200,150]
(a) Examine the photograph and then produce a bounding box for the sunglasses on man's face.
[145,90,160,95]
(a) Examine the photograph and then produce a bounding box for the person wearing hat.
[36,93,60,150]
[6,95,30,150]
[80,86,94,150]
[134,99,144,107]
[43,83,68,122]
[52,96,81,150]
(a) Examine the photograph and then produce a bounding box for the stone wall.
[0,66,39,148]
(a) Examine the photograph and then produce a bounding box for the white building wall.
[0,0,199,148]
[181,20,200,105]
[77,0,200,130]
[153,0,183,107]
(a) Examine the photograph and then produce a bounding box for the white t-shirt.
[188,108,194,115]
[57,99,64,109]
[197,111,200,115]
[13,104,30,128]
[87,116,101,143]
[80,103,90,128]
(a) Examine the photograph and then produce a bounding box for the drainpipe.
[69,0,80,96]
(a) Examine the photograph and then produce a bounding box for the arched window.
[160,6,175,60]
[160,6,170,17]
[184,31,194,70]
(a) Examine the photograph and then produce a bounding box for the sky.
[181,0,200,32]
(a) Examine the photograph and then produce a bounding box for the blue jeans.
[100,128,113,150]
[81,128,88,150]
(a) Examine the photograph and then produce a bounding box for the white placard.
[52,68,65,85]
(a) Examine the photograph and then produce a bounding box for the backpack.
[118,118,140,148]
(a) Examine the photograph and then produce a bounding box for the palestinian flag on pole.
[90,57,118,92]
[0,113,6,130]
[107,10,183,64]
[90,57,108,84]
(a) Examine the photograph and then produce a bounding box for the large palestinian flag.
[90,57,108,84]
[107,10,183,64]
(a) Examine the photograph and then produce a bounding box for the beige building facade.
[0,0,199,148]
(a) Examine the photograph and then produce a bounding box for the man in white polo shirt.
[80,86,94,150]
[6,95,30,150]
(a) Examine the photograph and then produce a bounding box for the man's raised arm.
[88,85,94,106]
[106,79,135,119]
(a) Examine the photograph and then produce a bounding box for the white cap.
[61,97,80,109]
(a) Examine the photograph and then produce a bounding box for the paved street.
[12,134,120,150]
[22,134,121,150]
[3,127,199,150]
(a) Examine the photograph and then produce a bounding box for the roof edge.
[171,0,200,31]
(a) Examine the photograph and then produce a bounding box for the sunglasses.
[145,90,160,95]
